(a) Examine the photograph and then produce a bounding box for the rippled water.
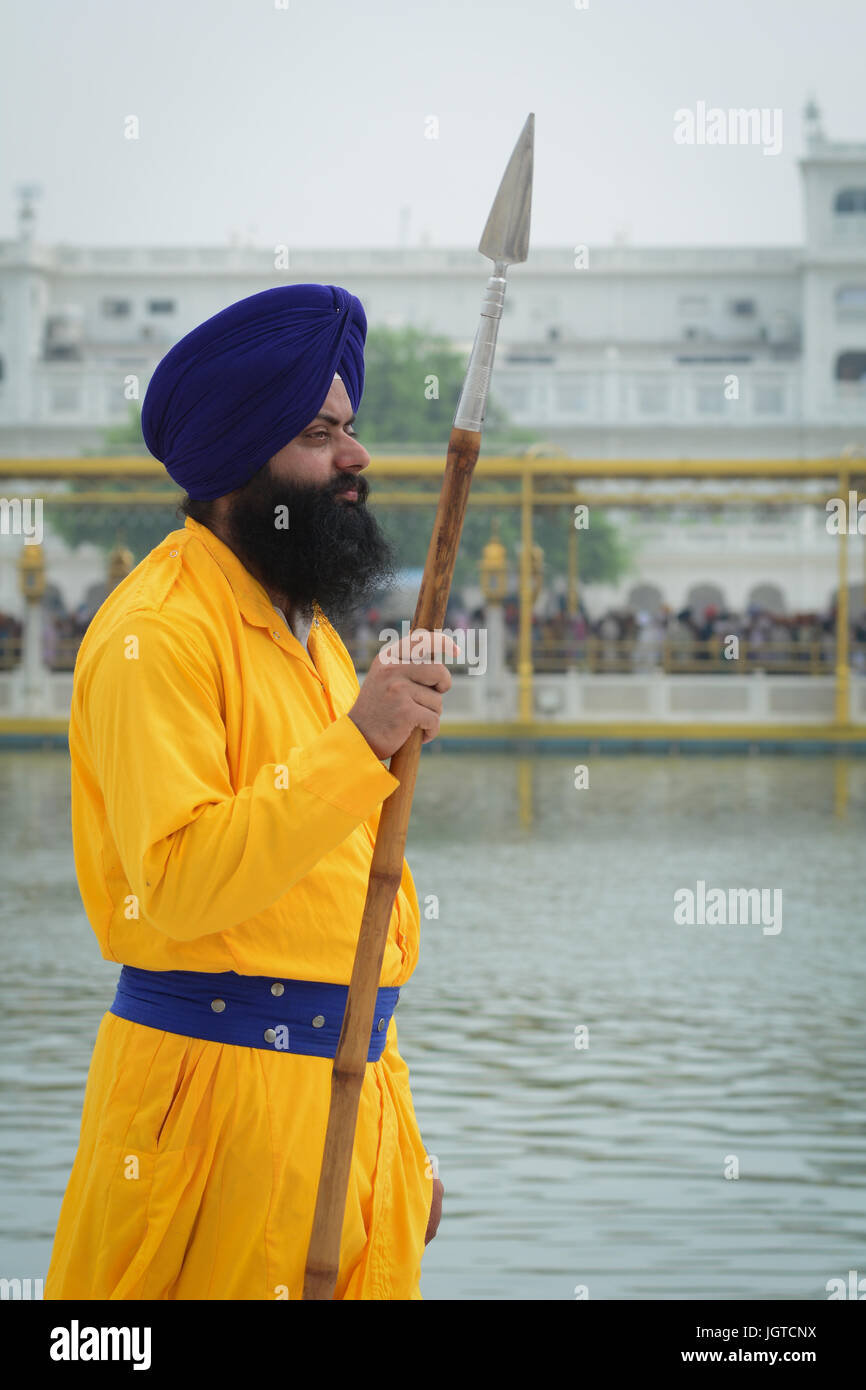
[0,750,864,1300]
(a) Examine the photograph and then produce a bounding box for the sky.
[3,0,866,251]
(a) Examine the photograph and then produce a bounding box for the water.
[0,750,863,1300]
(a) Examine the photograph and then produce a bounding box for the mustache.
[330,474,369,502]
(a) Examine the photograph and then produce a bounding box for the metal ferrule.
[454,262,508,431]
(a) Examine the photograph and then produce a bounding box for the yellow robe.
[45,517,431,1300]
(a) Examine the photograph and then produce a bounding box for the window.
[105,381,131,417]
[678,295,709,316]
[835,350,866,382]
[695,384,724,414]
[835,188,866,214]
[753,382,784,414]
[503,375,531,412]
[635,381,669,415]
[50,384,81,413]
[505,354,555,364]
[147,299,176,314]
[43,315,83,361]
[835,286,866,316]
[554,377,590,414]
[730,298,756,317]
[102,298,131,317]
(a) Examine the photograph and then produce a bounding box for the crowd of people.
[0,610,23,670]
[346,596,866,675]
[2,591,865,677]
[0,586,98,673]
[518,600,866,672]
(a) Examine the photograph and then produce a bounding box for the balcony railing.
[340,633,864,677]
[2,630,862,680]
[0,632,22,672]
[524,636,863,675]
[0,632,80,672]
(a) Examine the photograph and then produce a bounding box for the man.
[45,283,448,1301]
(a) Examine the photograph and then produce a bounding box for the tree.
[46,330,630,601]
[357,327,629,592]
[45,404,182,561]
[356,324,532,451]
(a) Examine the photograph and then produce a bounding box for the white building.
[0,103,864,620]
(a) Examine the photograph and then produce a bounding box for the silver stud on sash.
[312,1015,325,1028]
[264,1028,277,1043]
[270,983,284,996]
[377,1018,385,1032]
[211,999,226,1013]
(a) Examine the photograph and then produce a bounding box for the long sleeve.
[77,612,399,942]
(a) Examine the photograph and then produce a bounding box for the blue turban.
[141,283,367,500]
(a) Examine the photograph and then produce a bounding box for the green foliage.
[44,333,630,598]
[355,326,629,591]
[372,484,630,595]
[45,404,185,561]
[356,325,531,450]
[101,403,146,451]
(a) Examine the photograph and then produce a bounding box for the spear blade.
[478,112,534,266]
[455,113,535,431]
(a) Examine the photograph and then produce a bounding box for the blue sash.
[110,965,400,1062]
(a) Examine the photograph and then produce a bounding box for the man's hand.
[425,1176,444,1245]
[349,630,460,760]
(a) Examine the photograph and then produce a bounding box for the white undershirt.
[274,604,312,651]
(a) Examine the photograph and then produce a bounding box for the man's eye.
[308,431,329,440]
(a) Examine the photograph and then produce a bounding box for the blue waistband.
[110,966,400,1062]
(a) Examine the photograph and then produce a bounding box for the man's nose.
[336,435,371,469]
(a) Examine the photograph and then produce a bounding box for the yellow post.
[518,464,534,723]
[835,471,850,727]
[833,758,849,819]
[567,517,578,618]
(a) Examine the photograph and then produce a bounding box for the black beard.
[220,462,395,627]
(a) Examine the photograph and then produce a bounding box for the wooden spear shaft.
[303,113,533,1301]
[302,426,480,1301]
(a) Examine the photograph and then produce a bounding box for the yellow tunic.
[45,516,431,1300]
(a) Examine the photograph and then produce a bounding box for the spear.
[303,113,535,1301]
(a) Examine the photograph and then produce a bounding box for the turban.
[141,283,367,500]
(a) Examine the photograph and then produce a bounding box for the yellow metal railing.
[524,637,859,676]
[1,631,859,679]
[0,453,864,730]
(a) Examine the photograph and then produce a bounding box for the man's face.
[268,375,369,497]
[220,374,395,624]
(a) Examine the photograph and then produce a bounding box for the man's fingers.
[380,630,462,666]
[377,644,453,693]
[410,686,443,719]
[404,661,452,693]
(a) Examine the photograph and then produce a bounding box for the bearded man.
[45,283,447,1301]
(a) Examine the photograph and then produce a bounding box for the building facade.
[0,105,864,620]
